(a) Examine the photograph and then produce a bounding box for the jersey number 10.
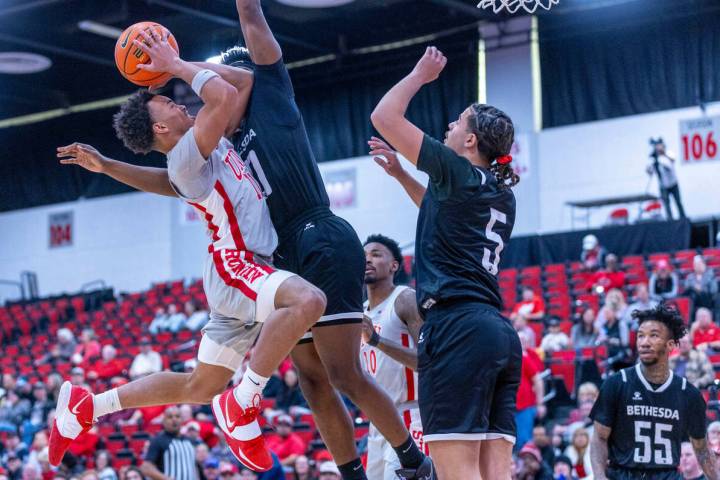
[634,421,673,465]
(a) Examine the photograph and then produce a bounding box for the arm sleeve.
[589,374,622,427]
[687,387,708,439]
[416,134,482,200]
[165,129,214,201]
[251,60,300,128]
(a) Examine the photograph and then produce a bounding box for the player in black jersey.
[371,46,520,480]
[223,2,433,479]
[590,305,719,480]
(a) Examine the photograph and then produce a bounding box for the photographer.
[647,138,686,220]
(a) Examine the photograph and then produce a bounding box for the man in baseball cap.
[318,461,341,480]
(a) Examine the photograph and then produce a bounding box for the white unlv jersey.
[167,129,278,259]
[362,286,418,407]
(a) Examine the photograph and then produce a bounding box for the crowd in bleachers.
[0,243,719,480]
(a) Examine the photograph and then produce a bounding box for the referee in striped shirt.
[141,406,198,480]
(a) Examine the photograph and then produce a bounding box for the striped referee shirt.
[144,431,198,480]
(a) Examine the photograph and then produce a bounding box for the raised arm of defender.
[235,0,282,65]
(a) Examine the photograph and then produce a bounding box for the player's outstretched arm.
[590,422,612,480]
[371,47,447,165]
[134,28,238,158]
[235,0,282,66]
[57,143,177,197]
[692,436,720,480]
[368,136,426,208]
[361,315,418,371]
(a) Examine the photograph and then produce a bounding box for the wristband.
[191,69,220,97]
[368,330,381,347]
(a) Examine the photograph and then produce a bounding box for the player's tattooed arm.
[590,422,611,480]
[57,143,177,198]
[395,288,423,345]
[235,0,282,66]
[691,436,720,480]
[361,315,418,371]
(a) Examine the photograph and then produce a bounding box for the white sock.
[93,389,122,422]
[233,367,269,408]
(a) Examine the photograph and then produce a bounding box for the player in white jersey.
[51,28,326,472]
[360,234,428,480]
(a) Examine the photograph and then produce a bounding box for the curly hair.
[113,89,156,154]
[467,103,518,188]
[220,45,255,69]
[632,303,686,341]
[364,234,403,265]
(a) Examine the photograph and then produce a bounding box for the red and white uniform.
[167,129,294,370]
[361,286,427,480]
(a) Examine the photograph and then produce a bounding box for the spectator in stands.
[552,455,577,480]
[166,304,187,333]
[141,406,198,480]
[563,427,591,479]
[685,255,717,314]
[239,467,258,480]
[5,454,22,480]
[571,309,599,350]
[94,451,117,480]
[148,308,169,335]
[516,443,553,480]
[0,389,31,430]
[581,235,606,270]
[88,346,124,382]
[36,329,76,366]
[567,383,599,426]
[649,259,679,300]
[120,467,143,480]
[203,458,220,480]
[291,455,312,480]
[541,318,570,353]
[680,441,704,480]
[669,334,715,388]
[532,425,556,467]
[512,287,546,323]
[22,383,51,443]
[72,329,101,366]
[514,314,538,349]
[20,464,40,480]
[69,367,87,388]
[690,308,720,352]
[275,368,307,414]
[184,302,209,332]
[317,462,341,480]
[598,306,630,369]
[194,444,210,473]
[44,374,62,404]
[2,432,28,463]
[129,338,162,379]
[596,289,628,330]
[623,283,658,329]
[516,332,545,450]
[265,414,306,467]
[219,462,238,480]
[589,254,625,293]
[708,421,720,448]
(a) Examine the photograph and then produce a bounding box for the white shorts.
[366,407,428,480]
[197,250,295,371]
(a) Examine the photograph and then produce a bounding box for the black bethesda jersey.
[590,364,706,476]
[232,59,329,235]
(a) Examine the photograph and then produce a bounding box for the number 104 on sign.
[679,116,720,164]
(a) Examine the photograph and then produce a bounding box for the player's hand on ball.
[412,46,447,85]
[57,143,108,173]
[133,27,179,74]
[369,136,405,178]
[361,315,375,344]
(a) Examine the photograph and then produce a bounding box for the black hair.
[364,234,403,265]
[467,103,518,188]
[220,45,255,69]
[632,303,686,342]
[113,89,156,154]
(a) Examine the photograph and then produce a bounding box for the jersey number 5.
[634,421,672,465]
[482,208,507,276]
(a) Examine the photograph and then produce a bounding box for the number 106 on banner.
[679,116,720,164]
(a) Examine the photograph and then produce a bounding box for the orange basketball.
[114,21,179,87]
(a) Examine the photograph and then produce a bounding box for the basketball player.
[370,46,521,480]
[51,28,326,472]
[590,305,719,480]
[219,1,433,479]
[361,234,427,480]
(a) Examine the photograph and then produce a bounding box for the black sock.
[337,458,367,480]
[393,434,424,469]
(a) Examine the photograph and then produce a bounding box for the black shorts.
[418,302,522,443]
[274,209,364,343]
[606,467,681,480]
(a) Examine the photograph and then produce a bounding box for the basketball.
[114,21,179,87]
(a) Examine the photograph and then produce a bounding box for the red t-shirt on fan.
[516,349,542,411]
[693,326,720,348]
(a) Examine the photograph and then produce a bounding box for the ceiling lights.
[275,0,355,7]
[0,52,52,74]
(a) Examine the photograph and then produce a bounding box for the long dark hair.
[467,103,519,188]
